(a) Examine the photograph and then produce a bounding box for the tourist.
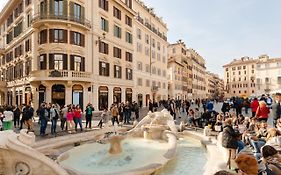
[187,109,195,127]
[66,107,74,133]
[123,101,131,124]
[60,105,68,131]
[272,93,281,128]
[111,103,119,126]
[255,101,270,122]
[3,106,13,130]
[169,100,176,120]
[249,122,268,155]
[235,153,259,175]
[73,105,83,132]
[22,105,33,132]
[260,145,281,175]
[148,99,153,112]
[98,108,108,128]
[250,98,259,118]
[221,100,230,116]
[133,101,140,121]
[37,103,48,136]
[50,104,59,136]
[118,103,124,123]
[206,100,214,112]
[85,103,94,129]
[13,105,21,128]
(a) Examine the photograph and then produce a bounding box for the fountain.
[108,135,124,155]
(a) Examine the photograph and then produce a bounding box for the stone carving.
[108,135,125,155]
[15,162,30,175]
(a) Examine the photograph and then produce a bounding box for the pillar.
[12,87,16,106]
[122,87,126,103]
[108,86,113,106]
[45,85,52,103]
[65,85,72,106]
[92,85,98,110]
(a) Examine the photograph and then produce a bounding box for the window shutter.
[49,0,54,15]
[70,31,74,44]
[114,65,116,77]
[105,0,109,11]
[81,34,85,47]
[42,54,47,70]
[63,30,68,43]
[98,0,101,8]
[63,54,68,70]
[63,0,68,18]
[69,1,74,17]
[49,54,54,69]
[70,55,74,70]
[99,61,102,75]
[81,57,85,72]
[105,19,109,32]
[105,43,108,54]
[120,67,122,78]
[49,29,54,43]
[81,6,85,22]
[106,63,110,76]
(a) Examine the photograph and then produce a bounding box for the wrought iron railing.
[32,13,91,29]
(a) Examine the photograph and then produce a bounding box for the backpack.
[54,109,59,120]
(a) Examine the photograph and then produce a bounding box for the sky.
[1,0,281,77]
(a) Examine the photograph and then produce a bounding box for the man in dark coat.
[272,93,281,128]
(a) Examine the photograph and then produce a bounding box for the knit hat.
[235,154,258,175]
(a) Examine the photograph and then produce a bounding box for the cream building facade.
[223,57,257,98]
[133,0,168,107]
[205,71,224,99]
[0,0,166,110]
[188,49,206,99]
[256,55,281,95]
[168,40,192,100]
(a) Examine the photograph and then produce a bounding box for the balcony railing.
[32,13,91,29]
[30,70,91,80]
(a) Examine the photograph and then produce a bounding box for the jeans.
[237,140,245,153]
[40,117,48,135]
[85,115,92,128]
[51,118,58,135]
[60,118,67,130]
[250,139,265,153]
[112,116,119,126]
[74,117,83,131]
[124,112,131,124]
[14,115,20,127]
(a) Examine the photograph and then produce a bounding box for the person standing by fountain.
[50,104,59,136]
[123,101,131,124]
[98,108,108,128]
[73,105,83,132]
[111,104,119,126]
[3,106,13,130]
[85,103,94,129]
[37,103,49,136]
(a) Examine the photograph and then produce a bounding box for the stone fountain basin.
[57,133,177,175]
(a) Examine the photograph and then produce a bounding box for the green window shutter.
[49,54,54,69]
[70,55,74,70]
[49,0,54,16]
[63,54,68,70]
[63,0,68,18]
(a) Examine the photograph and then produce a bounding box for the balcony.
[32,13,91,30]
[29,70,92,82]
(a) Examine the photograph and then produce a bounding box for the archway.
[138,94,143,107]
[125,88,132,103]
[52,84,65,107]
[145,94,150,107]
[72,84,84,109]
[113,87,121,104]
[99,86,108,110]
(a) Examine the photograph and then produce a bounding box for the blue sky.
[1,0,280,77]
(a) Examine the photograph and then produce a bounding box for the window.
[99,61,109,76]
[27,13,31,27]
[14,45,23,58]
[145,64,150,73]
[126,32,133,44]
[114,65,122,78]
[145,47,149,56]
[25,59,31,76]
[146,80,150,87]
[99,0,108,11]
[101,17,109,32]
[157,42,160,51]
[113,47,122,58]
[126,68,133,80]
[54,0,64,16]
[137,78,142,86]
[125,52,133,62]
[50,29,67,43]
[125,15,132,27]
[145,34,149,44]
[125,0,132,8]
[151,38,155,48]
[137,43,142,52]
[137,62,142,71]
[70,55,85,71]
[7,14,13,27]
[162,56,166,63]
[114,25,122,38]
[137,28,141,40]
[157,68,161,76]
[99,41,109,54]
[25,39,31,52]
[73,3,81,20]
[39,29,47,44]
[39,54,47,70]
[243,66,246,69]
[54,54,63,70]
[25,0,32,7]
[157,53,160,61]
[113,7,121,20]
[70,31,85,46]
[163,83,166,89]
[162,70,166,77]
[14,21,23,38]
[49,54,67,70]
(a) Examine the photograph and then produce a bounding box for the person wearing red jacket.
[73,105,83,131]
[255,101,270,122]
[250,98,259,118]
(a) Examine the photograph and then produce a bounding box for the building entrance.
[52,84,65,107]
